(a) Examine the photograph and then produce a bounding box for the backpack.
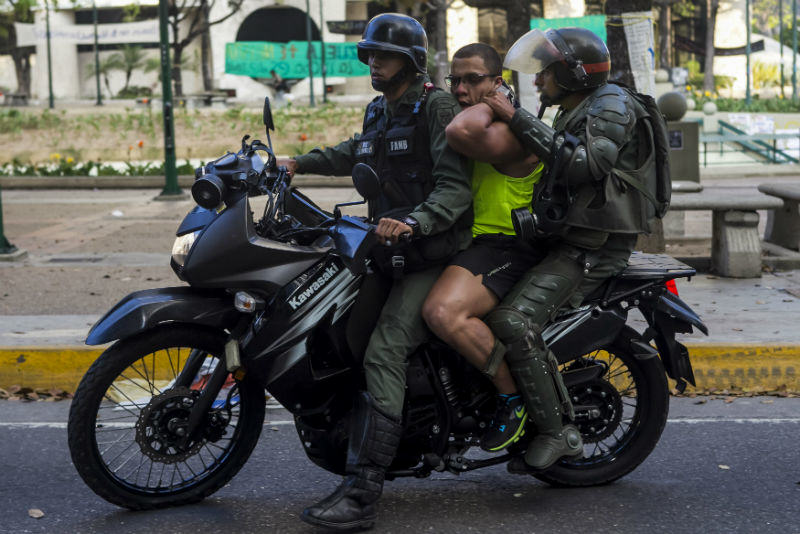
[608,82,672,219]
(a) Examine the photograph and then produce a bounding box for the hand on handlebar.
[375,217,413,246]
[275,158,298,178]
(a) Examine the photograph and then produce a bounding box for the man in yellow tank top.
[421,44,544,453]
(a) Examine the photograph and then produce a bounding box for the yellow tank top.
[471,160,544,237]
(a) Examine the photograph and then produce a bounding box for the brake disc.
[571,379,623,443]
[135,387,204,464]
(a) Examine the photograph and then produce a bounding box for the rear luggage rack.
[618,252,696,280]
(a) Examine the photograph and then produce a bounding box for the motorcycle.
[67,98,707,510]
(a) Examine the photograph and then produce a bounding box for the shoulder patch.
[435,106,456,127]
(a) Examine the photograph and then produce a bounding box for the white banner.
[622,11,656,96]
[14,19,158,47]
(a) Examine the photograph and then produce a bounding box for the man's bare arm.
[445,103,528,164]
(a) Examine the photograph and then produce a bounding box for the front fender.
[86,287,241,345]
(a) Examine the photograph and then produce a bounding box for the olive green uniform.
[294,77,471,417]
[486,83,653,469]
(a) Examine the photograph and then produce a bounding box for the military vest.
[354,88,436,220]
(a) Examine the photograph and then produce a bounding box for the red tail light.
[665,279,678,295]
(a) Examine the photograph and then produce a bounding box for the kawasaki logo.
[288,264,340,311]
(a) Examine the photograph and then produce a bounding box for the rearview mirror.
[263,97,274,131]
[351,163,380,201]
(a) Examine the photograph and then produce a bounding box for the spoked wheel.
[535,327,670,487]
[68,326,265,509]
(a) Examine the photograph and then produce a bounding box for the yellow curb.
[1,344,799,393]
[0,347,103,392]
[683,344,800,393]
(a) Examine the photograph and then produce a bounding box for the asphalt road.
[1,397,798,534]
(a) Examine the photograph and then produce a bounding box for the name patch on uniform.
[355,140,375,157]
[386,135,413,156]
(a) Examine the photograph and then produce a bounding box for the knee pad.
[485,306,531,345]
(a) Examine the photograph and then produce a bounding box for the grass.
[0,103,364,166]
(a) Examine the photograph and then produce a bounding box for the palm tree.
[110,45,148,93]
[85,54,123,97]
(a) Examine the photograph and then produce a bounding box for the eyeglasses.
[445,73,499,87]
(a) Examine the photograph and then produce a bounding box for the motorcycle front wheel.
[68,325,265,509]
[535,326,670,487]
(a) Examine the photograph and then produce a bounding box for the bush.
[693,95,800,112]
[116,86,153,99]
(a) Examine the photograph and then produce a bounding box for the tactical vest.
[354,89,436,220]
[355,86,466,274]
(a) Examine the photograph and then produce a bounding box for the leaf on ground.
[718,465,731,470]
[694,399,707,404]
[724,397,735,404]
[28,509,44,519]
[513,493,523,498]
[732,328,743,331]
[760,399,774,404]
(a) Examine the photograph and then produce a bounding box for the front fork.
[179,319,251,444]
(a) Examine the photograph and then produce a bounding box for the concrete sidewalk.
[0,187,799,393]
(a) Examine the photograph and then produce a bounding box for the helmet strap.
[371,61,416,92]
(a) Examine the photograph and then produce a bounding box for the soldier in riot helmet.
[278,13,472,531]
[458,27,667,472]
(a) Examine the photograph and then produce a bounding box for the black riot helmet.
[504,27,610,91]
[357,13,428,74]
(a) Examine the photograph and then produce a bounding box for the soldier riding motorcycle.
[67,97,706,521]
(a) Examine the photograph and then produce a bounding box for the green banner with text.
[225,41,369,79]
[530,15,607,43]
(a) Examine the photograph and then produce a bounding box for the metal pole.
[745,0,751,106]
[780,0,785,98]
[93,0,102,106]
[45,0,54,109]
[793,0,798,101]
[0,184,18,255]
[305,0,315,107]
[319,0,327,103]
[158,0,181,197]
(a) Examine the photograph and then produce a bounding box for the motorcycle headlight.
[171,231,200,267]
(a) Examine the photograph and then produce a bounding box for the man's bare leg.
[422,265,516,394]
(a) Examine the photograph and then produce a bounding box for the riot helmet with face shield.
[504,27,610,92]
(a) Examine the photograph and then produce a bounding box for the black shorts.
[449,234,546,300]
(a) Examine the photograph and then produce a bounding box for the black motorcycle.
[67,99,707,510]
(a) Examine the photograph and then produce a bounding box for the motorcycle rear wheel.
[68,326,265,509]
[535,327,669,487]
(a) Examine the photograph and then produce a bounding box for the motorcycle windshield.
[503,29,565,74]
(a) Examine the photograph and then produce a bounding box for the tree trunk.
[200,0,213,91]
[10,48,33,97]
[702,0,718,92]
[173,45,185,97]
[430,3,448,88]
[657,2,672,71]
[505,0,530,94]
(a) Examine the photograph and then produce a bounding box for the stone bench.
[669,187,784,278]
[758,183,800,251]
[181,93,229,109]
[2,93,28,106]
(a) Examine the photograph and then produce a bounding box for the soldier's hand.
[276,158,298,177]
[482,91,515,123]
[375,218,412,246]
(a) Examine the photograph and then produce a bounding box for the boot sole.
[481,425,526,452]
[300,510,376,531]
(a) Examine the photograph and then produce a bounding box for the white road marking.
[1,418,799,429]
[0,420,296,429]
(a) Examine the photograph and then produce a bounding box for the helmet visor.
[503,29,565,74]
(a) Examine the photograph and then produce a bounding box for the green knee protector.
[485,306,531,345]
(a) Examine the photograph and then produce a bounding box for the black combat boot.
[301,391,402,531]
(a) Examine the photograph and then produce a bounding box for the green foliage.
[753,60,780,90]
[693,94,800,112]
[116,86,152,99]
